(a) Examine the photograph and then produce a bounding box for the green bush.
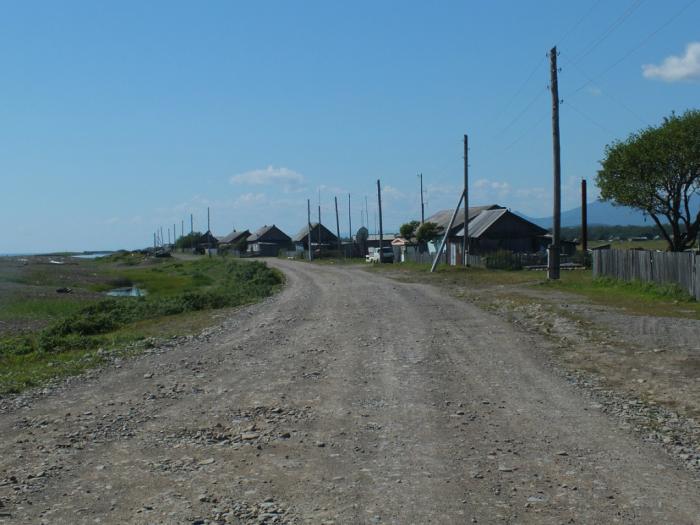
[0,260,283,360]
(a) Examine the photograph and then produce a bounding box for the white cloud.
[473,178,511,200]
[381,184,405,200]
[230,166,305,192]
[234,192,268,206]
[642,42,700,82]
[474,179,510,191]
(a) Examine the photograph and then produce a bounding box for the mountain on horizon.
[516,200,651,228]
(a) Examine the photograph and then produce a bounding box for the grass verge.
[370,262,699,319]
[0,257,283,394]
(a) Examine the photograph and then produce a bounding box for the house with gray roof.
[246,225,292,256]
[218,229,250,245]
[293,223,338,251]
[425,205,551,265]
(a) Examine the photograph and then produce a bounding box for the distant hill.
[516,200,651,228]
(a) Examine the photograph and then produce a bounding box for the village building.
[246,225,292,256]
[196,230,220,255]
[217,229,250,254]
[292,223,338,253]
[365,233,398,249]
[425,204,573,266]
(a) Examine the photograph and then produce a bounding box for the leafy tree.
[175,232,202,250]
[415,221,440,244]
[233,237,248,253]
[597,110,700,251]
[399,220,420,240]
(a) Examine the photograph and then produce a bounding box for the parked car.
[365,246,394,263]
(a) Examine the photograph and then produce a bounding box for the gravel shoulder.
[1,259,699,524]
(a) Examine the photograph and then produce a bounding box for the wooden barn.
[246,225,292,256]
[196,230,220,254]
[452,208,548,260]
[425,205,555,266]
[217,229,250,253]
[292,222,338,252]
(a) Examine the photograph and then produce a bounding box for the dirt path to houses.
[1,259,699,524]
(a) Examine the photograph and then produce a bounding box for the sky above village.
[2,0,699,252]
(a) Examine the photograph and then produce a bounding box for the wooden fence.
[592,249,700,300]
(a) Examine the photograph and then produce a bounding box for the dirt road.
[1,259,699,524]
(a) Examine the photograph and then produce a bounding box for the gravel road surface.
[1,259,698,524]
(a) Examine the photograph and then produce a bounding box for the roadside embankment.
[0,254,282,394]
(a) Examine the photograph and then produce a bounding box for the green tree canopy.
[415,221,440,244]
[597,110,700,251]
[175,232,203,250]
[399,220,420,240]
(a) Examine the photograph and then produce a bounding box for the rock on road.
[1,259,698,524]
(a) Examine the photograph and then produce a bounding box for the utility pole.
[348,193,352,241]
[581,179,588,252]
[463,135,469,266]
[548,46,561,280]
[377,179,384,263]
[190,214,193,235]
[334,196,341,257]
[153,232,157,251]
[307,199,313,261]
[173,223,176,246]
[419,173,425,224]
[207,207,211,257]
[318,202,322,258]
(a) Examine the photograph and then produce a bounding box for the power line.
[502,113,549,152]
[564,99,612,133]
[570,0,646,65]
[555,0,606,48]
[493,86,548,140]
[492,57,546,126]
[565,57,649,126]
[570,0,698,94]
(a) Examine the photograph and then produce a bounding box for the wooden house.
[425,205,556,265]
[217,229,250,254]
[196,230,220,254]
[292,222,338,252]
[246,225,292,256]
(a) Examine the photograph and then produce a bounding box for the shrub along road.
[0,259,698,524]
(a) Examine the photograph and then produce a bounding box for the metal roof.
[247,224,290,243]
[292,222,337,243]
[365,233,397,242]
[454,209,548,238]
[454,208,508,238]
[425,205,503,232]
[218,229,249,244]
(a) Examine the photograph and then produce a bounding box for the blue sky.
[1,0,699,252]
